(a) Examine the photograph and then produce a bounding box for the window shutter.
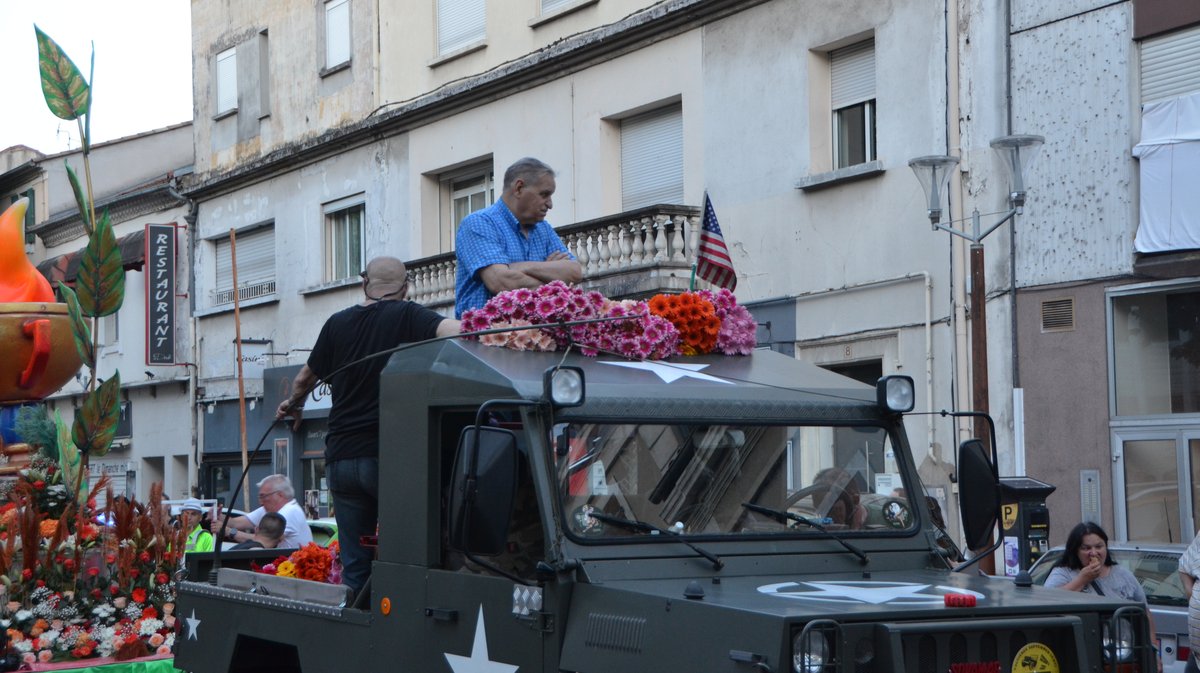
[1141,25,1200,104]
[831,39,875,109]
[326,0,351,67]
[542,0,573,13]
[438,0,485,54]
[215,227,275,292]
[216,48,237,113]
[621,105,684,211]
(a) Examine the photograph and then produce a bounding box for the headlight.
[1102,617,1135,662]
[792,630,831,673]
[543,366,585,407]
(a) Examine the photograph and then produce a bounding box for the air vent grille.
[1040,297,1075,332]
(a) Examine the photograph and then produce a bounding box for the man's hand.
[276,399,304,431]
[545,251,571,262]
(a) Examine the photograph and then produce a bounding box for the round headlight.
[1102,618,1135,662]
[792,630,830,673]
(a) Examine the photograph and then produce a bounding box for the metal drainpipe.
[167,183,200,496]
[946,0,970,448]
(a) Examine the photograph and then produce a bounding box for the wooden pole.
[968,242,996,575]
[229,229,251,512]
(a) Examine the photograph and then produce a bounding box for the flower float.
[461,282,756,359]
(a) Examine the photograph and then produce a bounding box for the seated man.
[230,512,287,550]
[213,474,313,548]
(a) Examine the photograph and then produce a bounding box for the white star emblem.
[444,606,519,673]
[757,581,984,606]
[186,609,201,640]
[599,360,733,384]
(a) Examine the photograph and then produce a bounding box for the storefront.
[263,365,331,518]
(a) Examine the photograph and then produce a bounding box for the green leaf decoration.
[65,163,93,234]
[75,209,124,317]
[72,372,121,458]
[35,26,90,122]
[57,281,95,371]
[55,410,86,505]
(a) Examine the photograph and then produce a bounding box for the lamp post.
[908,134,1044,452]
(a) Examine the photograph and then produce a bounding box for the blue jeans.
[327,457,378,595]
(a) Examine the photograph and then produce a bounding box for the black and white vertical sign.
[145,223,177,365]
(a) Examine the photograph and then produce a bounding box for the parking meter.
[998,476,1056,576]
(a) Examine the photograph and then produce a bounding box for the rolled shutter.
[438,0,486,54]
[215,227,275,292]
[621,105,684,211]
[1141,25,1200,104]
[831,39,875,109]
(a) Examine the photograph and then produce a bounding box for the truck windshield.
[556,422,915,539]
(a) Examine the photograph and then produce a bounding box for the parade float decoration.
[461,281,756,358]
[251,542,342,585]
[0,27,154,669]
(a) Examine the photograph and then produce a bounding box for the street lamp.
[908,134,1044,446]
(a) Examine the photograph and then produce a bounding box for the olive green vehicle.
[174,341,1155,673]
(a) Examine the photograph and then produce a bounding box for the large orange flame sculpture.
[0,199,54,304]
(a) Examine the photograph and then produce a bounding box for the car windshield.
[555,422,916,539]
[1032,548,1188,607]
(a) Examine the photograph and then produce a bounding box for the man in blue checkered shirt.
[454,157,582,317]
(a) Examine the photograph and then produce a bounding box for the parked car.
[1029,543,1190,673]
[307,518,338,547]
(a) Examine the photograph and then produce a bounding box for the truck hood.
[583,567,1139,619]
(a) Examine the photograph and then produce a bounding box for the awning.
[37,228,147,285]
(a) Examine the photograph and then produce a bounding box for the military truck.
[174,340,1155,672]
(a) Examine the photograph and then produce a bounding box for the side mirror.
[957,439,1000,551]
[448,426,519,555]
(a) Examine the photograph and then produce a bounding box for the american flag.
[696,193,737,290]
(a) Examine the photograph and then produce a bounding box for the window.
[830,39,875,169]
[437,0,485,55]
[541,0,574,13]
[213,226,275,306]
[100,310,119,348]
[439,163,494,250]
[1111,285,1200,416]
[325,201,364,281]
[620,104,683,211]
[216,47,237,115]
[324,0,351,69]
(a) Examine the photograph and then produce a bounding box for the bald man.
[276,256,460,594]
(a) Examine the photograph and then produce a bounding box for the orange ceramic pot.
[0,302,83,403]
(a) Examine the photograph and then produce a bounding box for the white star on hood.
[186,609,201,640]
[599,360,733,384]
[444,607,519,673]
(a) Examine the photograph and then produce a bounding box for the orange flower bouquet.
[647,292,721,355]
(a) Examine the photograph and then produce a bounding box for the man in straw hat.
[276,256,460,595]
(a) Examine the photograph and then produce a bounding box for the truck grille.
[832,616,1085,673]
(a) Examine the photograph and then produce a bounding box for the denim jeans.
[327,457,378,595]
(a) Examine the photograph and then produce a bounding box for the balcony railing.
[212,279,277,306]
[406,204,708,312]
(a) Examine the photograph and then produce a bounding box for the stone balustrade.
[405,204,707,313]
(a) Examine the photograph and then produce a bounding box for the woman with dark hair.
[1047,522,1161,671]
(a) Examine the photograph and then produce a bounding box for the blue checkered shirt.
[454,199,572,317]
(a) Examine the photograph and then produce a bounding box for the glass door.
[1113,429,1200,543]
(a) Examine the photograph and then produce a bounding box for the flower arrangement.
[253,542,341,584]
[462,282,756,359]
[0,472,185,666]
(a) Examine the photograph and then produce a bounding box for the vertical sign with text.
[145,223,177,365]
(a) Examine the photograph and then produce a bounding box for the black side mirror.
[448,426,519,555]
[957,439,1000,551]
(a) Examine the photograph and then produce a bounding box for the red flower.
[35,580,45,588]
[138,551,151,564]
[130,569,140,578]
[32,480,45,490]
[132,588,147,603]
[20,569,32,581]
[91,589,102,599]
[156,573,169,585]
[105,553,116,564]
[63,558,75,571]
[109,584,120,596]
[87,567,100,577]
[141,606,158,619]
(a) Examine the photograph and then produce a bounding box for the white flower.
[138,618,164,636]
[14,609,32,622]
[12,639,31,654]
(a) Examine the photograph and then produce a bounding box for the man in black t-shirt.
[276,256,461,594]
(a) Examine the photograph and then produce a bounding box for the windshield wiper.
[587,511,723,571]
[741,502,869,566]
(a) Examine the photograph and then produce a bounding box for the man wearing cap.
[275,256,461,595]
[180,499,214,553]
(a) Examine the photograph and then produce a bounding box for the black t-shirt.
[307,300,445,462]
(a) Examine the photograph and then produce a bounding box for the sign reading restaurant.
[145,223,177,365]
